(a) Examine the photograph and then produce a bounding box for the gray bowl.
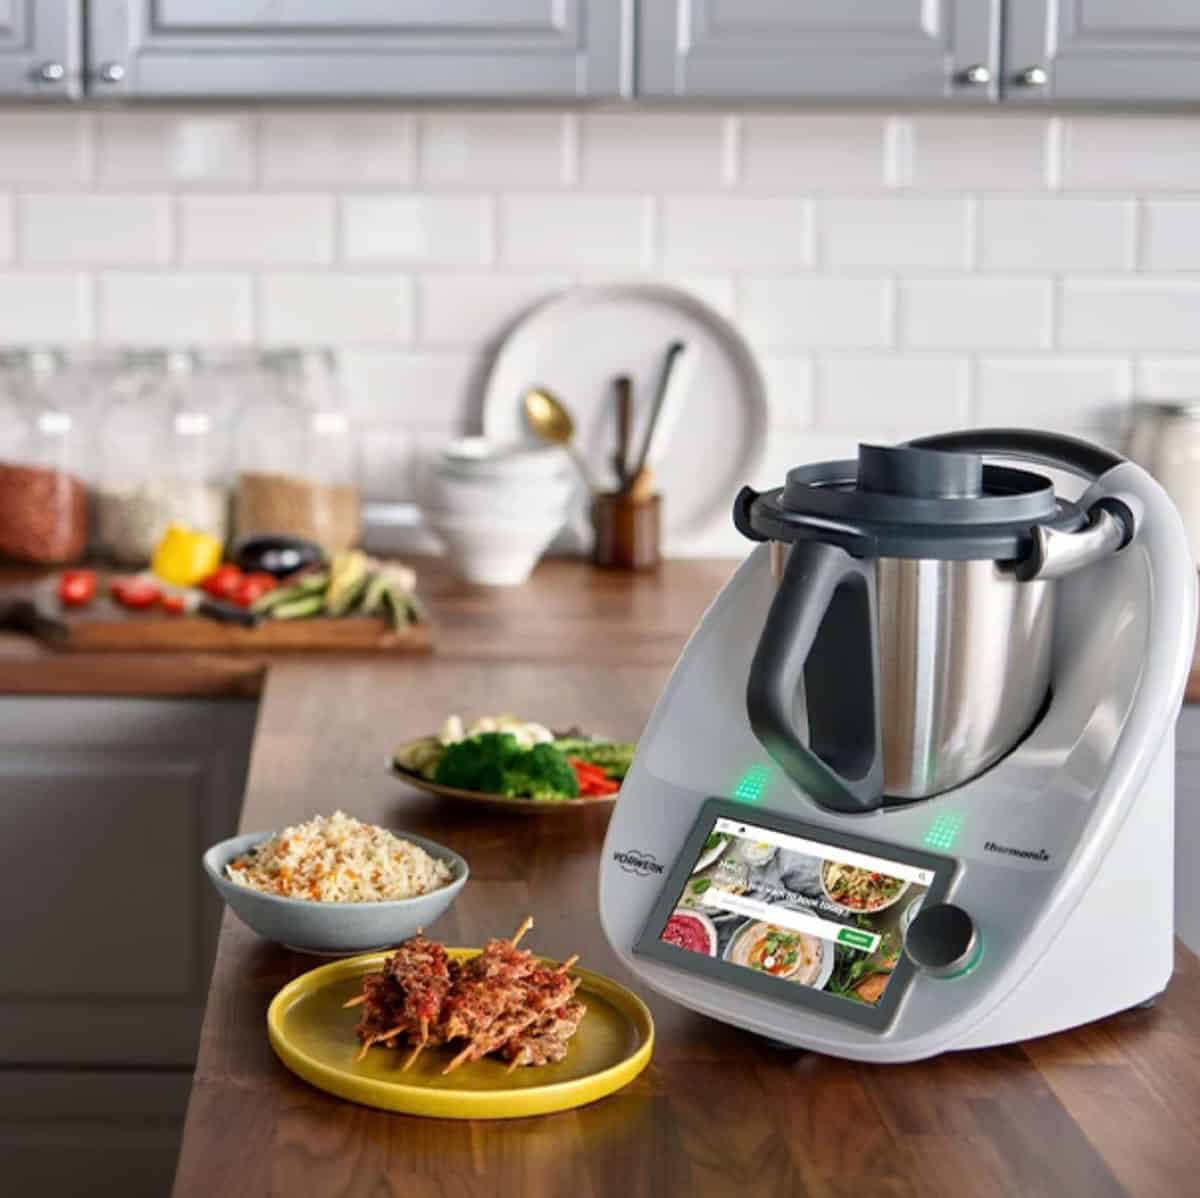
[203,829,468,955]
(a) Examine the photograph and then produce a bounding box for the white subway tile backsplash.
[581,114,727,187]
[976,358,1131,434]
[343,195,490,266]
[1062,118,1200,190]
[98,273,251,345]
[420,112,568,186]
[900,279,1052,350]
[499,194,651,268]
[900,116,1052,190]
[339,349,480,426]
[0,103,1199,554]
[97,112,254,187]
[740,278,891,350]
[1062,280,1200,351]
[259,274,414,345]
[977,197,1134,271]
[260,110,414,185]
[819,197,969,269]
[0,113,90,184]
[815,357,968,428]
[739,115,888,188]
[662,196,812,267]
[758,356,814,426]
[1135,358,1200,399]
[0,273,91,342]
[1142,201,1200,271]
[418,273,568,347]
[179,195,334,266]
[21,193,170,266]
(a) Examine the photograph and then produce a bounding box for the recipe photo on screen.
[659,818,933,1007]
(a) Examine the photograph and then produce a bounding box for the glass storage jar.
[0,349,89,564]
[96,351,230,566]
[233,349,361,549]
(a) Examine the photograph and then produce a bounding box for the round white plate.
[481,283,768,552]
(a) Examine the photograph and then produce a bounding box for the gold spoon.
[522,386,596,493]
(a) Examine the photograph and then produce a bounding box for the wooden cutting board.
[0,582,433,654]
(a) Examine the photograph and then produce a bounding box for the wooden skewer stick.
[510,916,534,948]
[342,994,368,1008]
[401,1019,428,1073]
[442,1041,476,1076]
[355,1024,407,1062]
[506,1053,525,1074]
[557,954,579,973]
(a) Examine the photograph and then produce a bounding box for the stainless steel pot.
[739,430,1135,814]
[769,546,1054,800]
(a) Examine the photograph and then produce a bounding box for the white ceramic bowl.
[422,467,574,520]
[203,830,468,955]
[436,437,570,481]
[421,508,565,586]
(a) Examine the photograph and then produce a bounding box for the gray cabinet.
[638,0,1001,101]
[0,0,80,96]
[0,695,254,1198]
[1004,0,1200,103]
[85,0,630,98]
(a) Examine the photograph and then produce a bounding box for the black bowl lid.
[736,443,1085,561]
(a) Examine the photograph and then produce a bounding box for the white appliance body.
[600,460,1197,1062]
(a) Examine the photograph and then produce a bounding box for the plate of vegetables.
[390,714,635,813]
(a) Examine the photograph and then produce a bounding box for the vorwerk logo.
[612,849,664,876]
[985,840,1050,863]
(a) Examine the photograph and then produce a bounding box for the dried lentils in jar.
[0,461,88,563]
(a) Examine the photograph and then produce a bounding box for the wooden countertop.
[2,558,1198,1196]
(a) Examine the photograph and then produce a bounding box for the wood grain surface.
[164,561,1200,1198]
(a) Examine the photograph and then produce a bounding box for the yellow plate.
[267,948,654,1119]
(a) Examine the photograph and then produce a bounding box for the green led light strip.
[732,764,770,803]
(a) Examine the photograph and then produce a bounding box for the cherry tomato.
[57,569,97,607]
[161,594,188,615]
[202,563,242,601]
[230,571,277,609]
[110,577,162,610]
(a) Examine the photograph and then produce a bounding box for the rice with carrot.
[225,811,453,902]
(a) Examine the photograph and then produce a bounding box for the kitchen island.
[3,559,1200,1198]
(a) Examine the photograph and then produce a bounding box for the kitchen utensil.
[267,948,654,1118]
[613,375,633,490]
[625,341,690,496]
[601,427,1196,1061]
[391,740,620,812]
[483,284,767,554]
[590,491,660,571]
[203,830,467,955]
[522,387,596,493]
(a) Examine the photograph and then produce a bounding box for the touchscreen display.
[657,816,935,1010]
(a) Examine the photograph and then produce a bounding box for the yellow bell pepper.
[151,523,223,588]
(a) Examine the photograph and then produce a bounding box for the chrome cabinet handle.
[97,62,126,84]
[959,64,992,86]
[36,61,65,83]
[1017,65,1049,87]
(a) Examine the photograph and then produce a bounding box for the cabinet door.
[0,1,80,97]
[638,0,1000,101]
[0,697,255,1067]
[1005,1,1200,103]
[85,0,628,98]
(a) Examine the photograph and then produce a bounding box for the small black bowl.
[234,535,325,579]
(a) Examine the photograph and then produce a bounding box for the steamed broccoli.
[432,733,579,800]
[433,732,522,793]
[502,742,579,800]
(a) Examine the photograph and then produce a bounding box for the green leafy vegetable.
[432,732,579,800]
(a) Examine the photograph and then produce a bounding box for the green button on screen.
[837,928,875,949]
